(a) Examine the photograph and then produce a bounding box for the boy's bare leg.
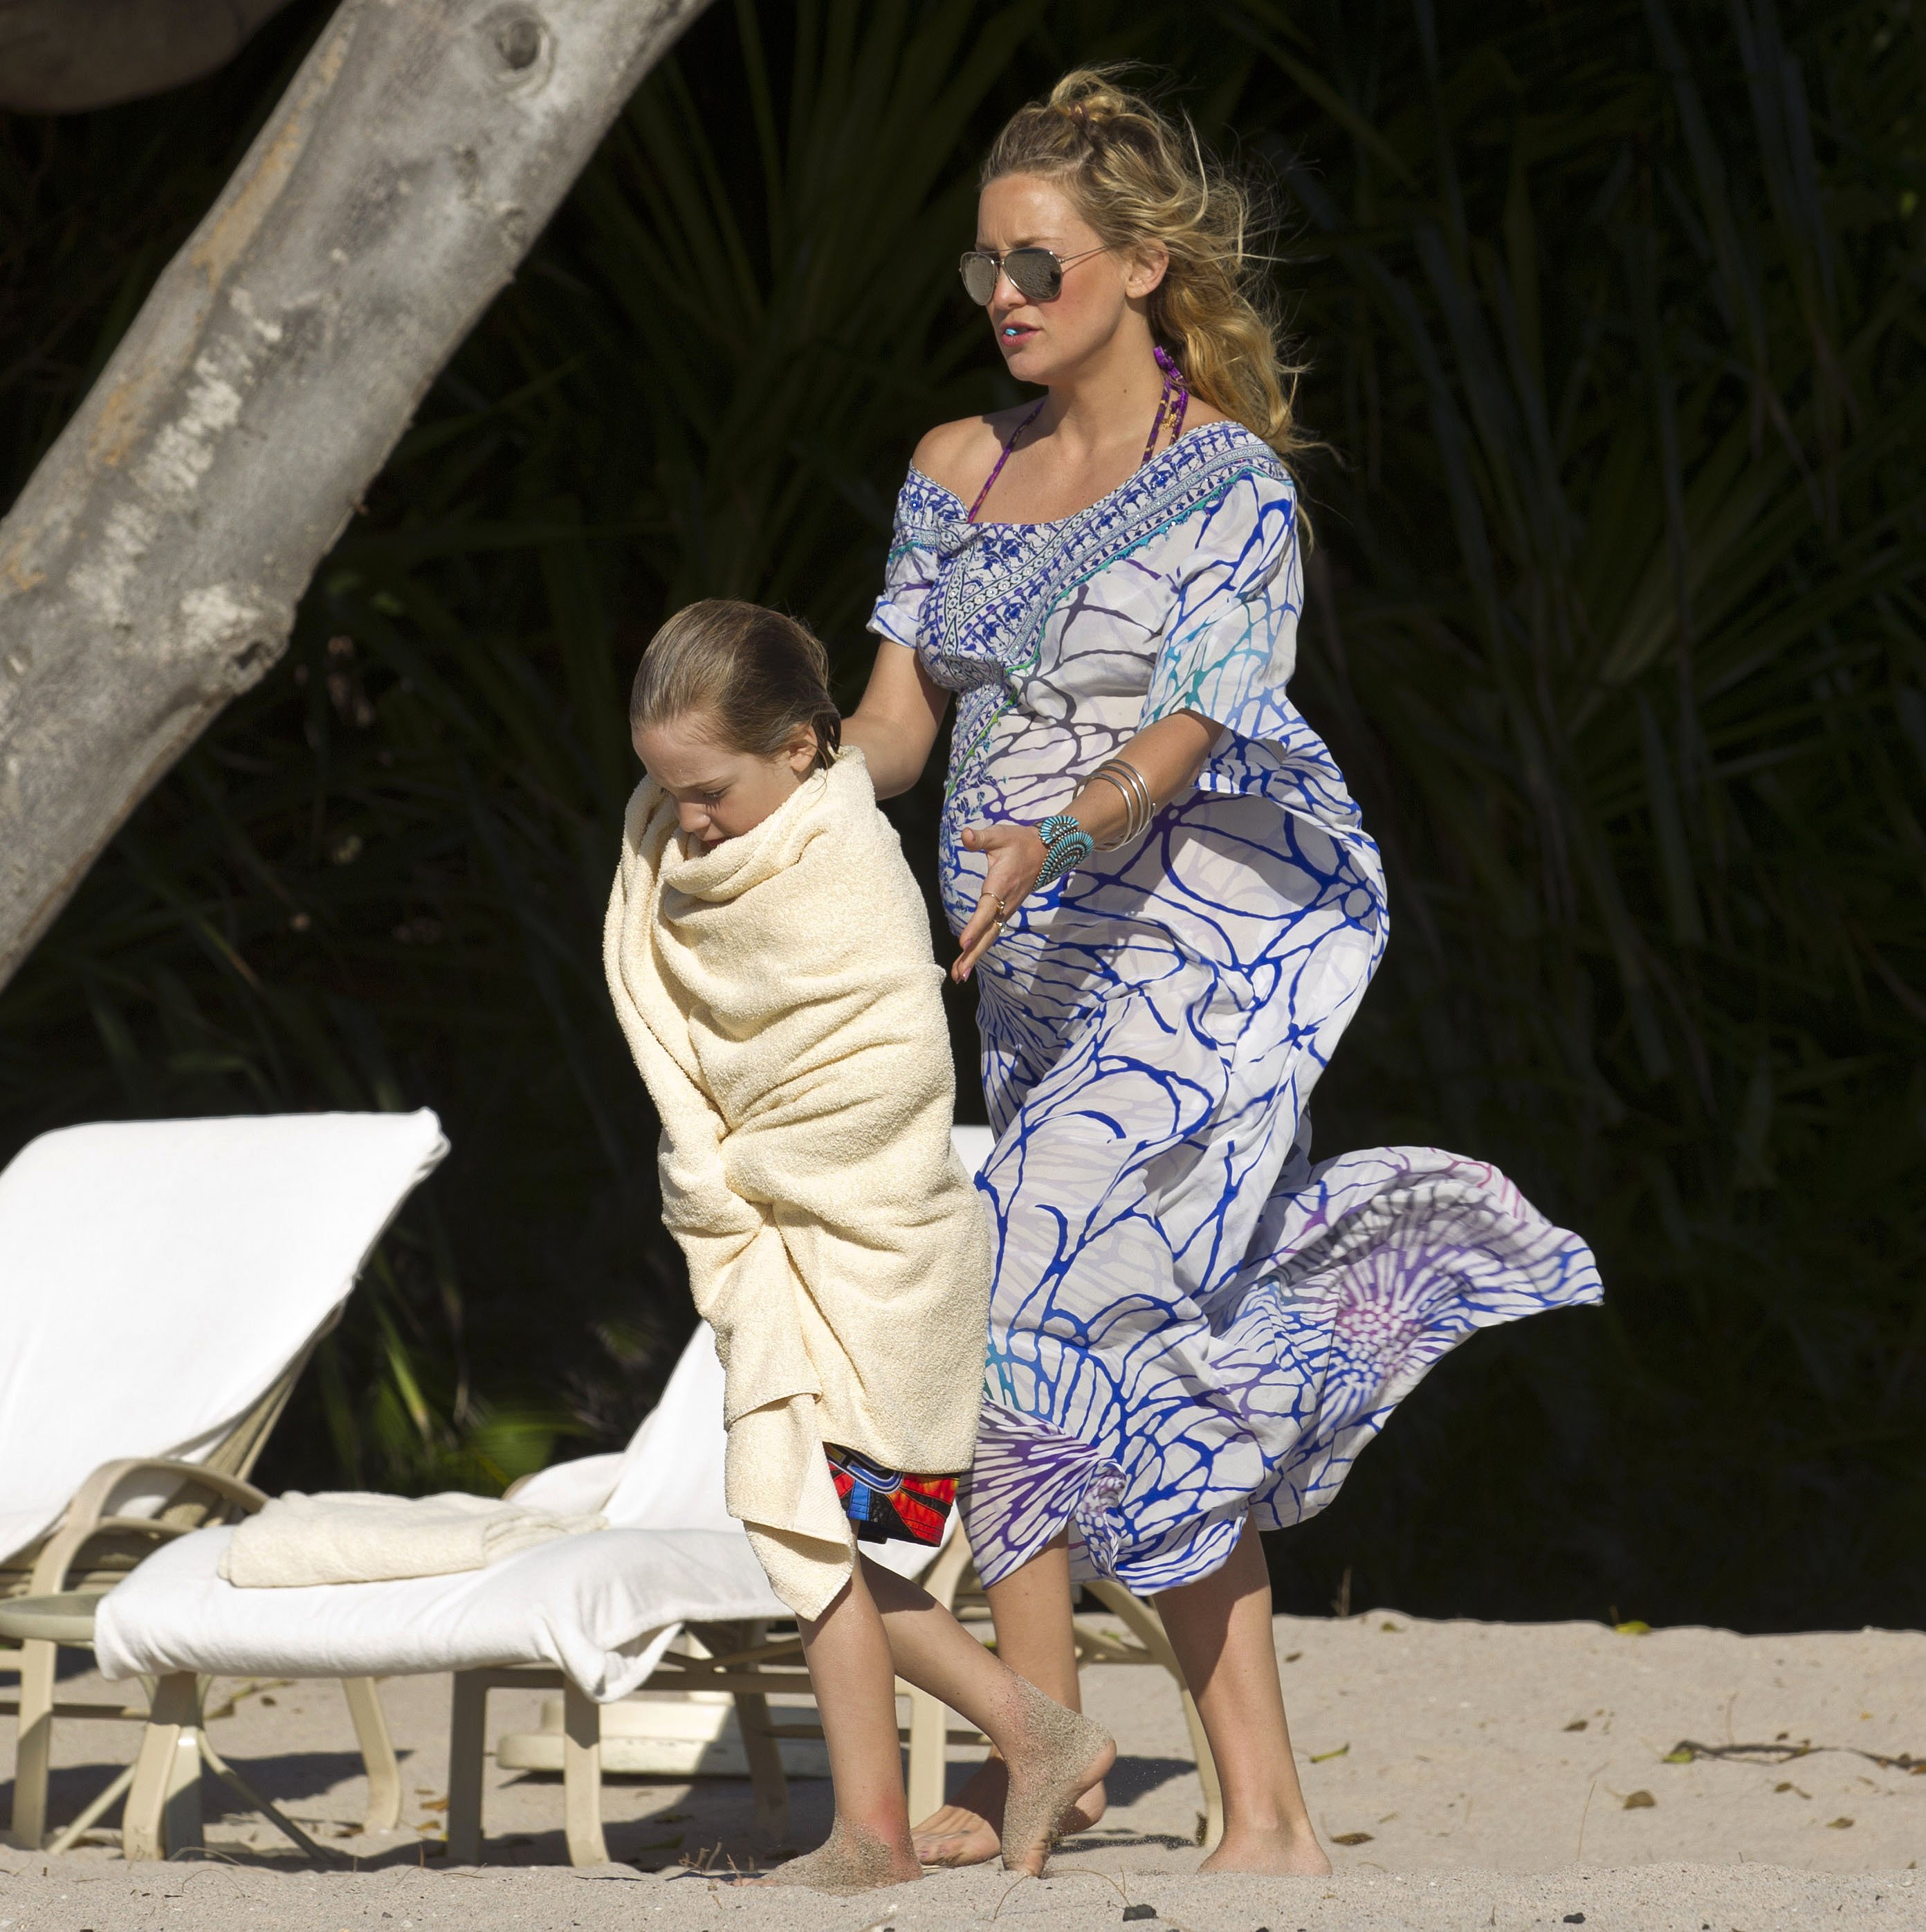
[909,1533,1108,1866]
[1153,1520,1330,1875]
[756,1561,924,1891]
[864,1551,1113,1876]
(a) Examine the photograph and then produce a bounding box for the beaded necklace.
[966,345,1191,522]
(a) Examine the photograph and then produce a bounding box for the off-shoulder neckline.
[906,418,1275,530]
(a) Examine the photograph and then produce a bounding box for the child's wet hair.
[630,599,841,771]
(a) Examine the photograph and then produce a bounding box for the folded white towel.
[218,1491,607,1589]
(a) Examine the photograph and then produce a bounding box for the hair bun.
[1049,70,1129,131]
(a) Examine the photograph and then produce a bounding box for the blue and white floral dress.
[870,420,1602,1596]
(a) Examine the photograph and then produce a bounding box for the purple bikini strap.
[966,347,1190,523]
[967,400,1047,522]
[1142,345,1189,464]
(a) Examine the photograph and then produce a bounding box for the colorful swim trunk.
[824,1444,957,1547]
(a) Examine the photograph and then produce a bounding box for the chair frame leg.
[1178,1685,1225,1854]
[560,1680,607,1867]
[342,1677,400,1832]
[447,1666,609,1867]
[7,1635,56,1849]
[733,1690,789,1850]
[122,1673,203,1862]
[446,1670,490,1864]
[1088,1580,1225,1854]
[904,1682,948,1824]
[196,1733,335,1862]
[44,1762,138,1857]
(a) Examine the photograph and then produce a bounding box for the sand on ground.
[3,1611,1920,1929]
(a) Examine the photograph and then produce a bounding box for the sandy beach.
[4,1610,1920,1929]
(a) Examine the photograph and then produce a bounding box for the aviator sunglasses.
[959,244,1107,306]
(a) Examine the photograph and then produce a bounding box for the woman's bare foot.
[1198,1823,1332,1876]
[912,1755,1109,1867]
[998,1681,1116,1876]
[746,1819,924,1893]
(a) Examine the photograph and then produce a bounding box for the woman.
[840,71,1602,1876]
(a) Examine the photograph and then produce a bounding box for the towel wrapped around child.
[603,749,991,1619]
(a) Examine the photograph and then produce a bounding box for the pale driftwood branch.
[0,0,713,990]
[0,1,299,113]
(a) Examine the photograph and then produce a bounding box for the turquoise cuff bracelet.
[1036,812,1094,887]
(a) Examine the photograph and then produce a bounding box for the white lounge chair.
[84,1125,1221,1865]
[0,1108,448,1852]
[91,1318,872,1863]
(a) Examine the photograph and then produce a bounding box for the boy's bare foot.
[998,1681,1116,1877]
[1198,1825,1331,1876]
[747,1819,924,1893]
[912,1756,1108,1867]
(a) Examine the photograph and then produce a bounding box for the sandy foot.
[1198,1825,1332,1875]
[998,1681,1117,1875]
[743,1820,922,1893]
[914,1759,1108,1867]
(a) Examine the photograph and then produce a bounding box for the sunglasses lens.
[959,253,999,304]
[1006,248,1063,302]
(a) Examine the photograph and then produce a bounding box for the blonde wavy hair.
[981,69,1310,479]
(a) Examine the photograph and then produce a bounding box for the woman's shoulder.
[1175,396,1236,433]
[1170,414,1291,485]
[1157,422,1298,540]
[910,406,1034,504]
[1146,424,1299,583]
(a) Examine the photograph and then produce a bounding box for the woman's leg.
[863,1550,1113,1875]
[1151,1520,1330,1875]
[906,1533,1109,1865]
[760,1561,923,1888]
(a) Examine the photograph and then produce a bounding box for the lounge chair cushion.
[94,1519,785,1700]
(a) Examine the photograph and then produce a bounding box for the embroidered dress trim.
[890,423,1291,783]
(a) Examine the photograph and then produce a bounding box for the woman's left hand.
[951,823,1046,983]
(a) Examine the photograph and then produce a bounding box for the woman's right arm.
[841,639,949,800]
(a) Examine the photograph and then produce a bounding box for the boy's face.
[632,709,820,848]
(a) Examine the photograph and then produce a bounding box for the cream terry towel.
[603,749,991,1619]
[218,1491,607,1589]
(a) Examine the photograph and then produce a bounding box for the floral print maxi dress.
[870,421,1602,1596]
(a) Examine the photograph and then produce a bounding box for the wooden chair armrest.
[30,1460,269,1595]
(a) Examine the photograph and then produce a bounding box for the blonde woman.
[841,71,1600,1875]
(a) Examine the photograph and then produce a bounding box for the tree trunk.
[0,0,712,992]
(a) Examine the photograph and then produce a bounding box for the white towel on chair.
[218,1491,607,1588]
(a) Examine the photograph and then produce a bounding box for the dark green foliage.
[1,0,1919,1625]
[1216,0,1926,1627]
